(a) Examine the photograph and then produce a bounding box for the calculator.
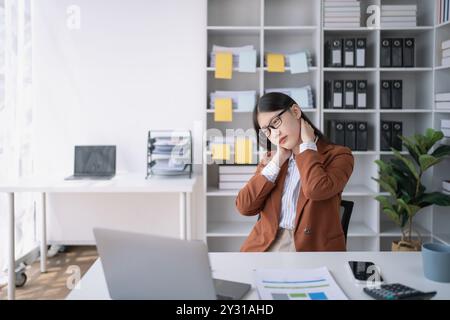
[363,283,437,300]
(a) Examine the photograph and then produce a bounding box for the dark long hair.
[253,92,328,151]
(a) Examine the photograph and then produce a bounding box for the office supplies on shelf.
[436,92,450,110]
[324,0,361,28]
[356,38,366,67]
[356,122,368,151]
[235,137,254,165]
[215,52,232,79]
[266,53,285,72]
[344,80,356,109]
[442,119,450,137]
[147,130,192,178]
[65,146,116,180]
[380,39,392,68]
[324,80,332,109]
[391,80,403,109]
[326,39,343,67]
[438,0,450,24]
[403,38,415,68]
[208,135,257,165]
[254,267,348,300]
[332,80,344,108]
[288,51,309,74]
[391,39,403,68]
[345,121,356,150]
[344,39,355,67]
[218,165,257,190]
[380,121,403,151]
[357,80,367,109]
[328,120,345,146]
[238,50,257,73]
[214,98,233,122]
[265,86,315,109]
[381,80,392,109]
[381,5,417,28]
[440,39,450,67]
[210,90,257,112]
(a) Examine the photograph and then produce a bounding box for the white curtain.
[0,0,36,281]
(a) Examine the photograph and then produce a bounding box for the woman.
[235,92,354,252]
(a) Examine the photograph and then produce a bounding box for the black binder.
[328,120,345,146]
[381,39,392,67]
[381,121,392,151]
[356,38,366,68]
[345,121,356,150]
[392,121,403,151]
[381,80,392,109]
[403,38,415,67]
[392,80,403,109]
[345,80,356,109]
[324,80,332,109]
[356,122,368,151]
[330,39,343,67]
[392,38,403,67]
[344,39,355,67]
[332,80,344,108]
[357,80,367,109]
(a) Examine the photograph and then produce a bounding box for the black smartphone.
[347,261,384,284]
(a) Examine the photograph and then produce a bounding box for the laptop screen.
[74,146,116,176]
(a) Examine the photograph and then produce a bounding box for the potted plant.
[373,128,450,251]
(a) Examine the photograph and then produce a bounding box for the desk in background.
[0,173,197,300]
[66,252,450,300]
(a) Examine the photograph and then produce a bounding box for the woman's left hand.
[300,118,315,144]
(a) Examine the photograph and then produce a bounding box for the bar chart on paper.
[254,267,348,300]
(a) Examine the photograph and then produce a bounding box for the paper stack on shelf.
[381,4,417,28]
[435,92,450,110]
[438,0,450,25]
[209,135,257,165]
[218,165,256,190]
[443,180,450,195]
[265,86,315,109]
[441,40,450,67]
[210,44,257,72]
[324,0,361,28]
[264,51,312,73]
[147,131,192,177]
[209,90,257,111]
[442,119,450,138]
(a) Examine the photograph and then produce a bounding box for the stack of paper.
[210,44,257,75]
[265,86,315,109]
[441,40,450,67]
[210,90,257,112]
[218,165,256,190]
[324,0,361,28]
[264,51,312,74]
[435,92,450,110]
[149,132,191,176]
[381,4,417,28]
[443,180,450,195]
[442,119,450,137]
[254,267,348,300]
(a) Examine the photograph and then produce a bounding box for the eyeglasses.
[260,108,289,138]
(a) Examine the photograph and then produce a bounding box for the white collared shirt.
[261,139,318,230]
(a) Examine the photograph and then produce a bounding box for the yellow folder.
[215,52,233,79]
[214,98,233,122]
[212,144,231,161]
[235,138,253,164]
[267,53,285,73]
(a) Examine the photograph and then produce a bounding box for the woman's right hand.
[261,148,291,168]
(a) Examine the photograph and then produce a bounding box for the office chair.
[256,200,354,244]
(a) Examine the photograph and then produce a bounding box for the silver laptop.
[65,146,116,180]
[93,228,251,300]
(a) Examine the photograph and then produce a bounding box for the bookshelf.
[205,0,449,252]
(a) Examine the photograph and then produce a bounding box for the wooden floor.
[0,246,98,300]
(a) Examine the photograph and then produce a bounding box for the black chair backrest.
[339,200,354,244]
[256,200,354,244]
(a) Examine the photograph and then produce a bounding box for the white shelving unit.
[205,0,450,252]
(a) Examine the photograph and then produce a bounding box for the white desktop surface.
[66,252,450,300]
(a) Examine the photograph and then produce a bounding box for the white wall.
[32,0,206,242]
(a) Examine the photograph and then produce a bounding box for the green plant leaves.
[392,149,419,180]
[432,145,450,158]
[418,154,443,172]
[418,192,450,207]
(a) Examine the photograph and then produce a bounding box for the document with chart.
[254,267,348,300]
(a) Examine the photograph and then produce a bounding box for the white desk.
[0,173,197,300]
[67,252,450,300]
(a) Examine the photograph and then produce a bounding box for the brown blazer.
[235,138,354,252]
